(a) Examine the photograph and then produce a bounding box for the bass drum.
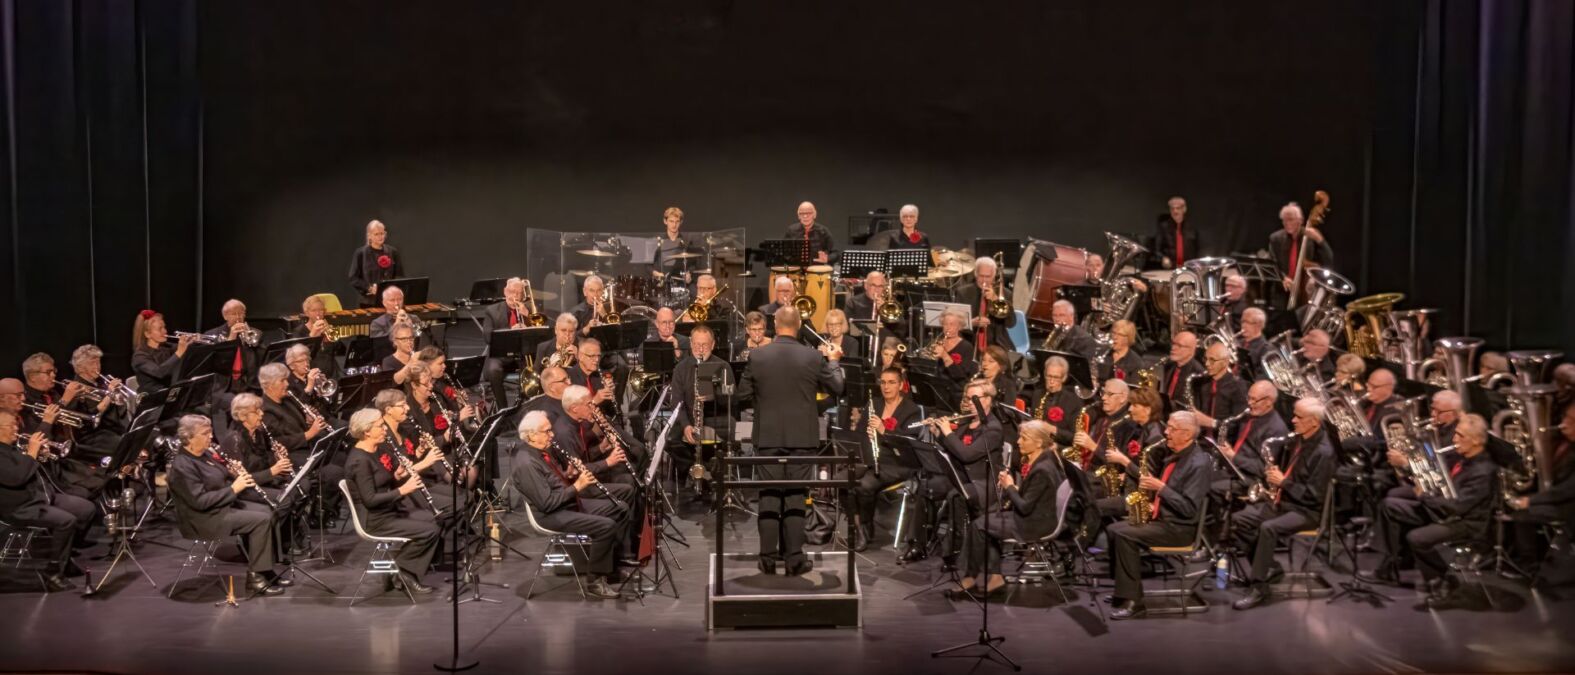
[1141,270,1173,317]
[1025,243,1089,328]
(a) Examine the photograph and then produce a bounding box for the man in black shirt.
[1191,341,1248,440]
[1149,196,1198,270]
[514,410,625,600]
[1109,411,1214,620]
[1269,202,1334,296]
[0,410,95,592]
[785,201,837,265]
[1231,397,1338,610]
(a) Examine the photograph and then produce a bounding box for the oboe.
[389,441,444,517]
[549,440,628,513]
[214,444,277,509]
[588,407,644,488]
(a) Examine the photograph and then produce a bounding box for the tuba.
[1383,308,1437,379]
[1418,337,1481,406]
[1260,331,1317,398]
[1090,233,1148,331]
[1297,267,1356,336]
[1491,381,1560,495]
[1343,292,1405,358]
[1168,256,1234,334]
[1379,398,1456,499]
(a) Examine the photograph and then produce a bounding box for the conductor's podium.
[706,551,861,630]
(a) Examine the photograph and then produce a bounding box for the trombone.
[986,252,1012,319]
[596,283,621,324]
[516,280,549,327]
[684,283,729,322]
[22,402,99,428]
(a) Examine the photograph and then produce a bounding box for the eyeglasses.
[1248,396,1274,405]
[1100,390,1120,398]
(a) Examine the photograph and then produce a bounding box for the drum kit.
[569,242,715,312]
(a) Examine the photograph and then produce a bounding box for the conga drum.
[803,264,834,331]
[1025,243,1089,328]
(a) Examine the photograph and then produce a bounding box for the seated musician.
[348,219,403,308]
[536,314,579,372]
[1158,330,1204,411]
[871,204,931,250]
[1108,411,1214,620]
[1190,341,1247,439]
[203,299,262,405]
[649,307,689,360]
[1149,196,1197,271]
[131,310,196,395]
[956,419,1066,599]
[0,409,96,592]
[1334,353,1367,393]
[20,354,77,445]
[878,336,910,380]
[166,414,287,596]
[522,366,572,417]
[1506,401,1575,574]
[557,385,642,493]
[368,285,431,347]
[570,275,606,335]
[1339,368,1406,481]
[786,201,837,264]
[1126,387,1166,447]
[422,352,479,436]
[923,309,975,389]
[978,346,1018,409]
[31,351,118,496]
[284,344,336,414]
[291,294,340,376]
[404,370,477,488]
[675,326,729,495]
[845,271,886,325]
[481,277,533,406]
[1213,381,1286,499]
[1298,329,1340,381]
[63,344,129,468]
[382,323,425,385]
[1048,300,1097,360]
[653,206,692,280]
[1031,356,1084,448]
[1368,414,1499,609]
[1107,320,1147,383]
[1222,273,1251,329]
[736,311,771,360]
[258,364,344,518]
[226,394,294,499]
[566,338,622,418]
[1374,389,1463,502]
[1231,396,1339,610]
[759,276,796,317]
[514,410,627,600]
[1269,202,1334,296]
[681,274,731,323]
[822,309,861,361]
[851,366,922,551]
[954,255,1017,353]
[911,380,1003,563]
[1074,379,1144,509]
[373,388,453,515]
[1238,308,1270,381]
[344,408,440,594]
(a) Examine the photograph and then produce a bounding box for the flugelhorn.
[22,402,98,428]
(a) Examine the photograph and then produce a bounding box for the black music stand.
[884,433,973,594]
[171,339,236,384]
[276,432,340,595]
[342,336,377,371]
[161,375,217,423]
[488,326,548,362]
[588,320,651,354]
[466,278,507,305]
[1029,350,1094,392]
[263,335,319,364]
[446,355,485,389]
[382,277,430,304]
[757,239,814,268]
[840,249,887,280]
[336,370,397,413]
[674,319,731,347]
[1056,283,1099,321]
[296,427,350,567]
[642,341,679,377]
[83,422,162,596]
[909,369,960,414]
[887,249,931,279]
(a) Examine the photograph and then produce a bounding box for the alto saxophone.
[1064,403,1097,465]
[1092,413,1131,496]
[1124,439,1165,524]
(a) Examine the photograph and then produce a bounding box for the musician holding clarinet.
[345,409,442,595]
[515,410,627,600]
[167,415,288,596]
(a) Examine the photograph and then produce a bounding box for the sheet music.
[646,402,684,485]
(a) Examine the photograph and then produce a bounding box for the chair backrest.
[1008,310,1030,353]
[337,479,404,543]
[521,501,560,537]
[1044,478,1075,541]
[311,292,343,313]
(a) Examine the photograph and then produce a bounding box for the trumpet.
[54,378,114,405]
[21,437,73,462]
[395,310,429,337]
[308,368,338,398]
[907,412,977,429]
[99,374,139,407]
[173,331,222,345]
[311,319,340,342]
[544,343,576,369]
[22,402,98,428]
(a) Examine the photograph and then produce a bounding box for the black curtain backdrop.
[3,1,1571,375]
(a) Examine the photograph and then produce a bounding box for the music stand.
[909,369,960,414]
[641,341,679,377]
[1029,350,1094,392]
[336,370,397,413]
[264,335,319,364]
[488,326,548,361]
[275,439,339,595]
[84,422,162,596]
[847,212,898,245]
[172,339,235,384]
[161,375,217,423]
[675,319,731,346]
[888,249,931,279]
[758,239,814,268]
[1056,283,1099,321]
[973,239,1024,272]
[466,278,507,305]
[382,277,430,304]
[840,249,887,280]
[588,320,651,353]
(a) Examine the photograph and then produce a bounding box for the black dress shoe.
[585,577,622,601]
[851,526,870,553]
[898,547,928,564]
[388,573,435,595]
[757,558,777,575]
[266,571,294,588]
[786,558,814,576]
[1110,601,1147,620]
[246,572,284,596]
[43,574,76,593]
[1232,585,1268,611]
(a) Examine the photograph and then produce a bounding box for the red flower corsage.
[377,254,392,269]
[378,453,394,472]
[1047,407,1064,423]
[403,437,416,456]
[443,386,456,399]
[882,417,897,432]
[1127,439,1141,456]
[1020,463,1031,478]
[908,231,922,244]
[1115,368,1126,381]
[962,434,974,446]
[434,414,449,431]
[139,309,156,320]
[949,352,962,364]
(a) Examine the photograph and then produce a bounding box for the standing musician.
[1230,396,1338,610]
[348,219,403,309]
[0,409,95,592]
[978,347,1018,409]
[1158,331,1204,410]
[822,310,861,361]
[760,276,797,317]
[291,295,340,376]
[926,309,976,389]
[1149,196,1198,270]
[735,307,844,575]
[871,204,931,250]
[850,366,922,551]
[166,414,288,596]
[919,380,1005,564]
[481,277,535,406]
[957,420,1065,599]
[131,309,196,395]
[786,201,837,264]
[344,408,441,595]
[953,255,1017,353]
[1368,414,1499,609]
[1190,341,1247,438]
[1269,202,1333,296]
[204,299,263,403]
[258,364,345,507]
[735,311,771,360]
[650,307,690,360]
[536,314,580,373]
[514,410,627,600]
[1108,411,1214,620]
[675,326,729,494]
[1107,320,1147,382]
[1298,329,1339,381]
[1238,308,1271,381]
[1214,381,1287,498]
[1031,356,1086,448]
[653,206,695,280]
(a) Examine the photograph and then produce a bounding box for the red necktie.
[232,346,244,381]
[1288,236,1299,271]
[1275,441,1306,505]
[543,451,584,510]
[1366,405,1377,422]
[1151,461,1177,519]
[1174,226,1184,266]
[509,309,518,327]
[1232,418,1255,453]
[1168,369,1180,398]
[1209,380,1218,417]
[1450,461,1463,478]
[977,297,988,350]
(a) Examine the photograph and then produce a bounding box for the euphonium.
[1417,337,1481,407]
[1124,439,1165,524]
[1343,292,1405,358]
[1297,267,1356,336]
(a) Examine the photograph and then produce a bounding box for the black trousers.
[8,494,95,574]
[1108,519,1195,602]
[1377,497,1480,583]
[363,507,442,578]
[964,511,1021,578]
[1232,502,1315,585]
[211,501,278,573]
[535,497,625,576]
[482,356,512,408]
[1508,504,1572,568]
[756,447,813,566]
[852,463,917,531]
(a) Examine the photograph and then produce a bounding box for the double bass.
[1286,190,1330,309]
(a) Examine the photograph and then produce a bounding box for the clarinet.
[214,443,278,509]
[389,439,444,517]
[589,407,645,489]
[286,390,326,427]
[416,427,457,479]
[549,440,628,513]
[430,394,474,470]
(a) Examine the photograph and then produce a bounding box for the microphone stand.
[434,459,478,673]
[933,395,1021,671]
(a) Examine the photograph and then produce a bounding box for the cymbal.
[576,248,620,257]
[530,290,559,302]
[568,269,596,277]
[667,251,704,260]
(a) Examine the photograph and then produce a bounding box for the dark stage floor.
[2,481,1574,675]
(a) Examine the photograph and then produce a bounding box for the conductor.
[737,307,844,575]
